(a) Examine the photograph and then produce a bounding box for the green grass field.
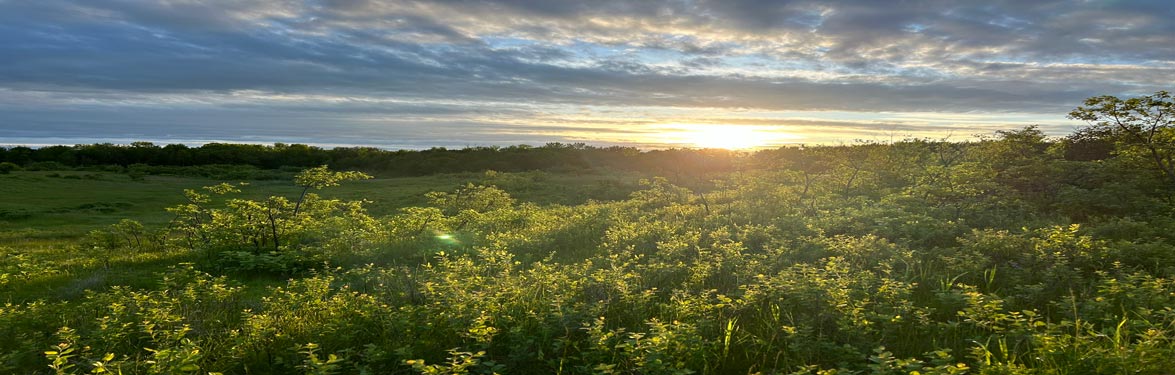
[0,170,640,242]
[7,143,1175,374]
[0,169,642,303]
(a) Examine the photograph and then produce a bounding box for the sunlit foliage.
[4,93,1175,374]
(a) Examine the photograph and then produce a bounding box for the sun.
[662,124,787,150]
[687,126,760,149]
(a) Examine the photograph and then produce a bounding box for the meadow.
[1,169,642,302]
[4,125,1175,374]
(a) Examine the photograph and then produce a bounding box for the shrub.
[0,162,19,174]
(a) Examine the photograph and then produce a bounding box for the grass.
[5,151,1175,373]
[0,170,640,242]
[0,169,642,303]
[1,172,206,243]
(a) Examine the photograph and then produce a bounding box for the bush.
[0,162,19,174]
[167,167,373,276]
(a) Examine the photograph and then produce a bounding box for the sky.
[1,0,1173,149]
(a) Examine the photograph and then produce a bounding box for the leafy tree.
[1069,91,1175,188]
[166,167,376,274]
[1059,127,1115,161]
[293,165,371,214]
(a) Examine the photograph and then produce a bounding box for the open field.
[0,170,642,242]
[5,134,1175,374]
[0,170,644,303]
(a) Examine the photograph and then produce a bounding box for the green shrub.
[0,161,19,174]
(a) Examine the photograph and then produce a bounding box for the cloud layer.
[1,0,1171,147]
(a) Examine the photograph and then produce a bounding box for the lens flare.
[434,232,460,245]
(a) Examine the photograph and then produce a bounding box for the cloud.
[0,0,1171,147]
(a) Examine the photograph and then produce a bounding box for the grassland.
[5,136,1175,374]
[0,169,643,303]
[1,170,641,238]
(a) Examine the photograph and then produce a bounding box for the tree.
[166,167,376,274]
[293,165,371,215]
[1069,91,1175,188]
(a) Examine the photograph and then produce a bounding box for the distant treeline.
[0,142,744,177]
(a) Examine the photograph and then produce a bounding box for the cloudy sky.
[1,0,1172,148]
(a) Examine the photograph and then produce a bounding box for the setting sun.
[661,124,795,149]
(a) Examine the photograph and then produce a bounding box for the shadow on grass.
[4,250,201,303]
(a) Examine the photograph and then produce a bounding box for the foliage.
[164,167,377,275]
[6,103,1175,373]
[0,142,741,178]
[1069,91,1175,189]
[0,161,19,174]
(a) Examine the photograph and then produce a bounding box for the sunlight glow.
[659,124,797,149]
[435,232,459,245]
